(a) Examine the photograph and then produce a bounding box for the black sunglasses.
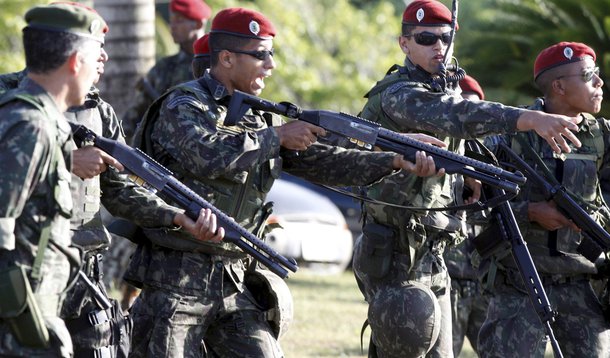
[406,31,452,46]
[225,48,275,61]
[556,66,600,83]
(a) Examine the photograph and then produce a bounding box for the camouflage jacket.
[122,50,194,140]
[491,98,610,275]
[0,77,73,304]
[136,72,399,255]
[0,70,182,251]
[0,70,24,93]
[67,88,182,251]
[361,59,525,227]
[360,59,530,269]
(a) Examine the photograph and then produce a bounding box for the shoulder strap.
[0,90,57,282]
[364,65,424,99]
[133,81,203,153]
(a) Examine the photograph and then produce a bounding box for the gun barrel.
[69,123,298,278]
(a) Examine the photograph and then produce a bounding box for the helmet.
[244,268,293,339]
[368,281,441,357]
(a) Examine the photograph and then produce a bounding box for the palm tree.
[456,0,610,116]
[95,0,156,119]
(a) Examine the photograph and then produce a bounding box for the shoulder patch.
[166,96,203,111]
[386,82,409,95]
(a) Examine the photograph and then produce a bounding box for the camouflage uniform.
[443,235,489,355]
[0,77,74,357]
[127,72,400,358]
[0,70,184,358]
[62,89,186,358]
[122,49,194,141]
[352,59,527,358]
[478,98,610,358]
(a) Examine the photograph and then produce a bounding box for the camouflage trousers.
[128,248,282,358]
[450,278,489,356]
[478,272,610,358]
[354,232,453,358]
[60,251,131,358]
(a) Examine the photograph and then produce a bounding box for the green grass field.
[281,269,478,357]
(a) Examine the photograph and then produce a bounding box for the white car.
[265,178,354,274]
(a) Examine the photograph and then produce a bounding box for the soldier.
[478,42,610,358]
[351,1,583,357]
[122,0,211,141]
[192,33,210,78]
[0,6,224,358]
[443,74,490,356]
[127,7,445,358]
[0,3,106,356]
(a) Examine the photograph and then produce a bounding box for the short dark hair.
[191,57,210,78]
[402,24,416,37]
[23,28,87,74]
[209,32,255,67]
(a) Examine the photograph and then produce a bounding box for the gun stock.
[69,123,298,278]
[226,90,526,197]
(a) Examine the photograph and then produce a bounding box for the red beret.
[193,33,210,58]
[534,42,596,79]
[170,0,211,21]
[402,0,458,30]
[210,7,276,40]
[459,75,485,100]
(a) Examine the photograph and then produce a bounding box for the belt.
[499,269,591,291]
[65,306,114,332]
[74,345,115,358]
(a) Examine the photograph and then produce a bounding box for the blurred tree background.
[2,0,610,116]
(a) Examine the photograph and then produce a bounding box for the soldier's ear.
[218,50,233,68]
[552,78,566,96]
[68,51,82,74]
[398,35,410,55]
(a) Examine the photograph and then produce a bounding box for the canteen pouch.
[0,266,50,348]
[471,220,510,260]
[359,222,395,279]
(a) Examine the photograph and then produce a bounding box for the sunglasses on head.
[406,31,452,46]
[224,48,275,61]
[556,66,600,82]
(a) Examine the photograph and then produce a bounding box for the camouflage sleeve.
[281,142,396,186]
[600,118,610,171]
[0,108,49,248]
[98,98,126,143]
[99,170,181,228]
[97,98,181,228]
[151,91,281,179]
[380,83,525,138]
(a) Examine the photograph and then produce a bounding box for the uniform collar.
[201,71,231,103]
[404,58,435,82]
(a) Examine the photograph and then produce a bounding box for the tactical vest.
[361,65,462,227]
[134,79,282,254]
[510,115,607,264]
[64,100,110,251]
[0,90,72,222]
[359,65,465,269]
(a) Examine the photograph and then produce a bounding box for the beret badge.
[249,20,260,36]
[416,8,425,22]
